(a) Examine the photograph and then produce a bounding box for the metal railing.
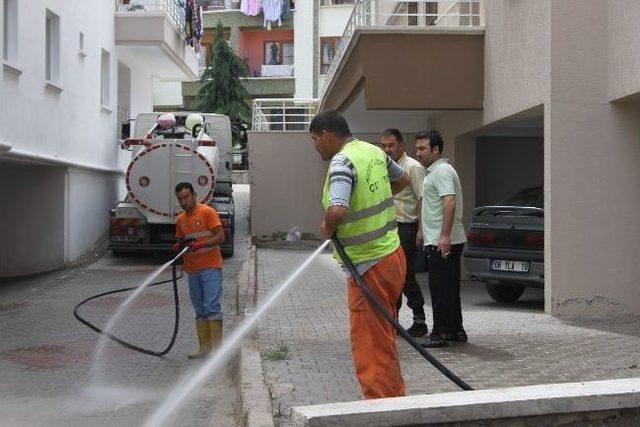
[321,0,482,96]
[200,0,239,10]
[116,0,186,32]
[252,99,320,131]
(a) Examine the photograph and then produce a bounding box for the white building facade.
[294,0,353,99]
[0,0,198,276]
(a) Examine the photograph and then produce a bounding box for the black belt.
[397,221,419,227]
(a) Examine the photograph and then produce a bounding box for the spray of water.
[89,246,190,383]
[143,240,331,427]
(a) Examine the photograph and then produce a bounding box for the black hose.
[73,262,183,357]
[331,236,474,391]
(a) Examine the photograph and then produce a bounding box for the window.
[320,0,354,5]
[320,37,339,74]
[45,9,60,83]
[3,0,18,63]
[264,41,293,65]
[101,49,111,108]
[200,29,230,67]
[79,31,86,55]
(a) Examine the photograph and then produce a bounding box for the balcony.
[252,99,320,131]
[320,0,484,111]
[115,0,199,81]
[199,0,240,11]
[181,75,295,111]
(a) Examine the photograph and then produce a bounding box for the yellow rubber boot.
[188,319,211,359]
[208,320,223,353]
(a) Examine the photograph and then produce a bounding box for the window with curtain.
[264,41,294,65]
[320,37,339,74]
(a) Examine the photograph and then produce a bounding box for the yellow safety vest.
[322,140,399,264]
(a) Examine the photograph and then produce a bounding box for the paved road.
[256,248,640,426]
[0,185,250,427]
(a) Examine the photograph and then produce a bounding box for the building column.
[544,0,640,318]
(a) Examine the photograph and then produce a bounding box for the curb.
[235,239,275,427]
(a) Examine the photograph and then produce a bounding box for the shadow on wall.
[0,163,66,277]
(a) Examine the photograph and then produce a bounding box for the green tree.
[197,22,251,144]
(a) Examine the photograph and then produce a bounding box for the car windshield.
[500,186,543,208]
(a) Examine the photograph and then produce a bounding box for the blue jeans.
[187,268,223,320]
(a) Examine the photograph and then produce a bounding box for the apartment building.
[0,0,199,276]
[178,1,354,109]
[250,0,640,320]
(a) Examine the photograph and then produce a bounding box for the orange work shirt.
[176,203,223,273]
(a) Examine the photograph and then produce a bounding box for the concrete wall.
[0,0,157,275]
[249,130,423,239]
[293,1,316,98]
[249,131,327,238]
[0,0,118,167]
[608,0,640,102]
[476,137,543,206]
[482,0,550,124]
[544,0,640,318]
[318,5,352,37]
[0,163,66,277]
[67,169,120,260]
[294,1,353,98]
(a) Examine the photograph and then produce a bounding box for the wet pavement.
[0,185,250,427]
[255,248,640,426]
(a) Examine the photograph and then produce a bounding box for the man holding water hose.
[174,182,226,359]
[310,110,411,399]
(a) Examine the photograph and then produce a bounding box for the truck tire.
[222,221,235,257]
[486,282,525,303]
[222,234,234,257]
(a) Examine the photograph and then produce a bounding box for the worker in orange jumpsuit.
[310,110,411,399]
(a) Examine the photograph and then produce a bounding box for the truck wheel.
[486,282,525,303]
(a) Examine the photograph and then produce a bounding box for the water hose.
[74,260,183,357]
[331,236,474,391]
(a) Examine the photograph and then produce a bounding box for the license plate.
[490,259,530,272]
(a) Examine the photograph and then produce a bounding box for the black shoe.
[420,333,448,348]
[447,330,468,343]
[406,322,428,338]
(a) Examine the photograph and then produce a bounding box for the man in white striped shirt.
[381,128,428,338]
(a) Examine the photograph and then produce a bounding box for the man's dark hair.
[175,182,194,194]
[381,128,404,144]
[415,129,444,152]
[309,110,352,138]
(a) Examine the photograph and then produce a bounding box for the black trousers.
[396,222,426,323]
[426,243,465,336]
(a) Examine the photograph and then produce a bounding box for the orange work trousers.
[347,246,406,399]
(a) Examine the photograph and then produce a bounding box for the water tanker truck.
[109,112,235,257]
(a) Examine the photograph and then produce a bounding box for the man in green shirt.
[415,130,467,348]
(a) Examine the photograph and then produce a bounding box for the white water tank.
[125,139,219,223]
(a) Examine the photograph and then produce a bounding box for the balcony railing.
[116,0,186,31]
[252,99,320,131]
[199,0,240,10]
[321,0,482,96]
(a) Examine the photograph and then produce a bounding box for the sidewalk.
[255,247,640,426]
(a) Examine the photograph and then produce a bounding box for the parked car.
[463,186,544,302]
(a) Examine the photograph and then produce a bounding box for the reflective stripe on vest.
[322,140,400,264]
[343,196,394,224]
[339,219,397,246]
